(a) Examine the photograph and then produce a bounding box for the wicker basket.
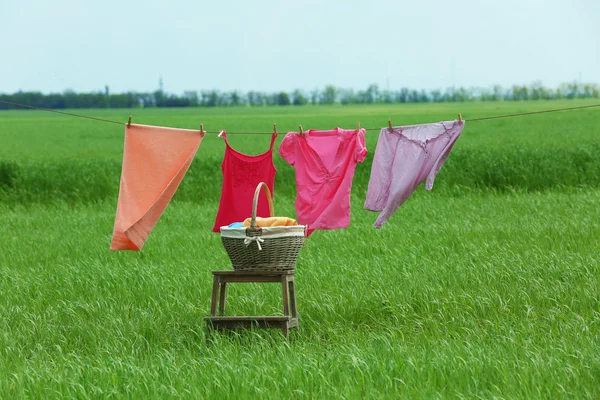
[220,182,305,271]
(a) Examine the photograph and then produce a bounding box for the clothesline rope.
[0,100,125,126]
[1,99,599,134]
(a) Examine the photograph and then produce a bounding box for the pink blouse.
[279,128,367,236]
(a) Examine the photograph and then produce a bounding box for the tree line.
[1,81,598,110]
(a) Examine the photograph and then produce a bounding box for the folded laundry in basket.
[227,222,244,228]
[242,216,298,227]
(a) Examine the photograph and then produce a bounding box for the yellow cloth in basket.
[242,216,298,227]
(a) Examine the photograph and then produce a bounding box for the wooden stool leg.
[210,276,220,316]
[282,322,289,339]
[288,278,297,320]
[281,275,290,317]
[218,282,227,315]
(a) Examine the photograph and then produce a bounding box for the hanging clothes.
[364,120,464,228]
[279,127,367,236]
[111,124,204,251]
[212,131,277,232]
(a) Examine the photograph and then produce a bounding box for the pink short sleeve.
[355,129,367,162]
[279,133,297,166]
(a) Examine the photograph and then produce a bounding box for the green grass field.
[1,101,599,398]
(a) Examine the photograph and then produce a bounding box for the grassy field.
[0,101,599,398]
[1,100,600,204]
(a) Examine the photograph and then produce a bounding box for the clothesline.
[1,99,599,134]
[112,118,464,249]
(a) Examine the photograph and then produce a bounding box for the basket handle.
[250,182,274,229]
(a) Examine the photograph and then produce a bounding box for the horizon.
[1,79,599,97]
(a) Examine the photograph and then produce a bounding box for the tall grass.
[0,101,599,398]
[1,144,599,205]
[0,190,598,398]
[1,100,599,204]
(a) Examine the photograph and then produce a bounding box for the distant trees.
[0,81,598,110]
[292,90,308,106]
[276,92,291,106]
[321,85,337,104]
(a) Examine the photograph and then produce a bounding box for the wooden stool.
[204,270,298,338]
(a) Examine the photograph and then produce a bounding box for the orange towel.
[110,124,203,251]
[242,216,298,227]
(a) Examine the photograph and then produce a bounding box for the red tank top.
[212,131,277,232]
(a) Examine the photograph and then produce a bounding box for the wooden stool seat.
[204,270,298,338]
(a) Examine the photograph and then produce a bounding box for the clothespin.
[458,114,463,125]
[299,125,304,138]
[387,119,393,133]
[199,124,205,137]
[217,130,225,138]
[356,122,361,134]
[127,115,132,128]
[273,123,278,136]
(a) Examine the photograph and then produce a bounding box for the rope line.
[1,99,599,134]
[0,100,124,126]
[465,103,600,122]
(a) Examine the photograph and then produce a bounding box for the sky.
[1,0,599,95]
